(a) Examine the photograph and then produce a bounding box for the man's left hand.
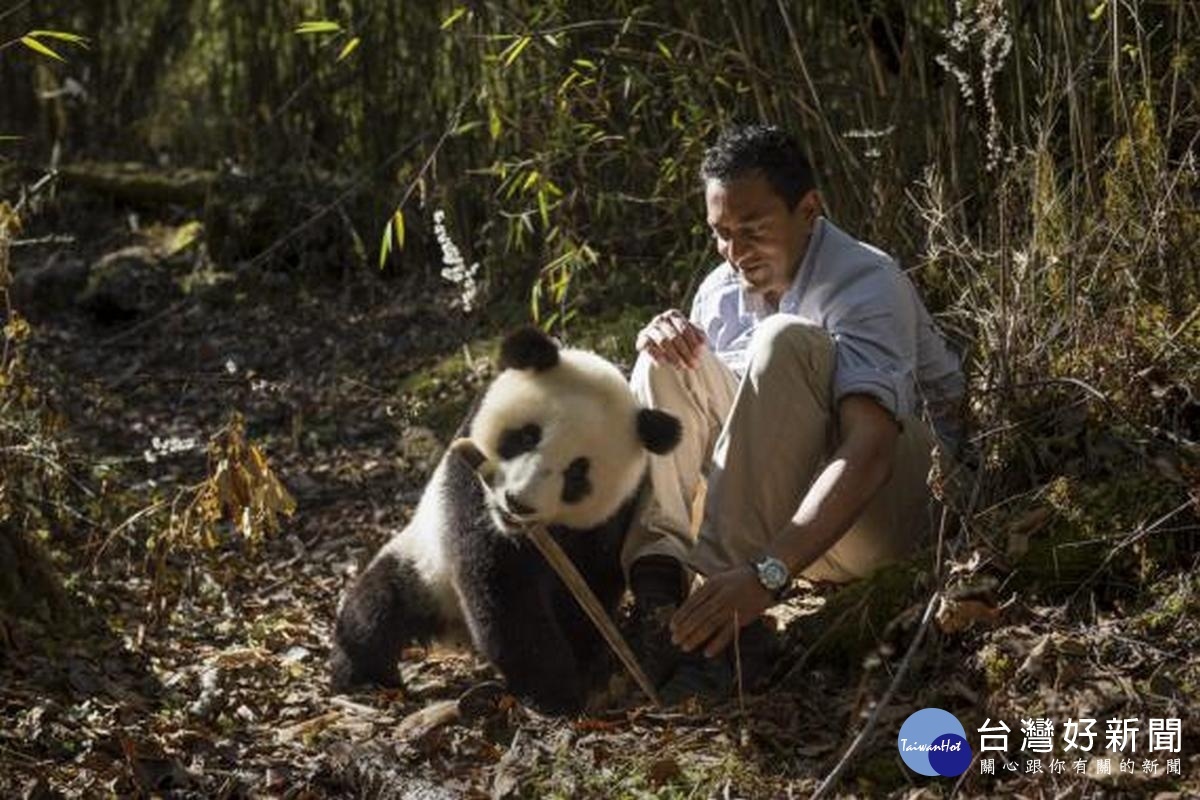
[669,565,773,658]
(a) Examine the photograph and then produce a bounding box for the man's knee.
[746,316,834,385]
[631,350,698,403]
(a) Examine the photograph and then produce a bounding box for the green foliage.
[12,30,89,62]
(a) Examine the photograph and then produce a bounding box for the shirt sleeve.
[829,269,919,420]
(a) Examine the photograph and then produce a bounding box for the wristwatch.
[751,555,791,598]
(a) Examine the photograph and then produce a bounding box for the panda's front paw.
[329,647,401,693]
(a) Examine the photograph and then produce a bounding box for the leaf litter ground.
[1,264,1198,799]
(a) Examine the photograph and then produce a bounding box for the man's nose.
[726,235,745,266]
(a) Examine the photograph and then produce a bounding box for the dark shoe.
[626,601,683,688]
[660,650,734,704]
[731,618,783,691]
[627,555,689,688]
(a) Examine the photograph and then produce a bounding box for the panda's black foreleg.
[330,551,443,692]
[458,576,590,715]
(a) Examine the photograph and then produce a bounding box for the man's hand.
[636,309,707,369]
[669,565,772,658]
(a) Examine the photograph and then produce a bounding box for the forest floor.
[2,210,1199,799]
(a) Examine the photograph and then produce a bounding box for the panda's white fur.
[470,347,649,533]
[330,327,680,714]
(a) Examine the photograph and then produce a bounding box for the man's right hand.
[636,309,707,369]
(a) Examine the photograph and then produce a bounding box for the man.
[623,124,965,697]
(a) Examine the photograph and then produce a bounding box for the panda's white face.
[467,348,652,534]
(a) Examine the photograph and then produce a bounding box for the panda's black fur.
[331,327,680,714]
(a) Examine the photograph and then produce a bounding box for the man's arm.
[669,394,898,657]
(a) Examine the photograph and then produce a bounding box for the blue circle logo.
[897,708,972,776]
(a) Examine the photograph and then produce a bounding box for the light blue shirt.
[690,217,965,455]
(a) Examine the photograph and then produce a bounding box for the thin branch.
[810,591,941,800]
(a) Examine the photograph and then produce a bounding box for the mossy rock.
[777,560,931,679]
[1002,472,1193,598]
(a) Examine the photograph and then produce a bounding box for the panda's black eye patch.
[561,457,591,504]
[497,423,541,460]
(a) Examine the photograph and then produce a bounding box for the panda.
[330,326,681,714]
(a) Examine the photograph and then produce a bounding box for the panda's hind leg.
[330,550,442,692]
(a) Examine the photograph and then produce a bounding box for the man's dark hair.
[700,124,816,211]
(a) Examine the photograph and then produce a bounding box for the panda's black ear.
[637,409,682,455]
[499,326,560,371]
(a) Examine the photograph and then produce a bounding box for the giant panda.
[331,327,681,714]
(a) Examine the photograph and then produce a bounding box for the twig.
[0,1,33,26]
[11,234,75,247]
[810,591,941,800]
[732,609,744,714]
[90,499,167,568]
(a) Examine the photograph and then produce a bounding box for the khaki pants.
[623,315,942,583]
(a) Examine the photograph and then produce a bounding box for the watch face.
[757,558,788,591]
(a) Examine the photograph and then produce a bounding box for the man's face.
[704,173,817,305]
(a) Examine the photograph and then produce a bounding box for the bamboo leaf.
[488,104,502,140]
[379,218,393,269]
[392,209,405,250]
[440,7,467,30]
[295,20,342,35]
[452,120,483,136]
[537,189,549,230]
[20,36,64,61]
[501,35,531,68]
[0,135,23,142]
[336,36,361,62]
[1088,2,1107,21]
[28,30,89,47]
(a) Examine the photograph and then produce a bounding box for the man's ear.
[637,409,682,455]
[798,188,823,224]
[499,326,560,371]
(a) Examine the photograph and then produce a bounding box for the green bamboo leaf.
[28,30,89,47]
[379,218,394,269]
[20,36,65,61]
[0,135,23,142]
[573,59,596,70]
[392,209,405,250]
[537,189,549,230]
[1088,1,1107,21]
[522,170,540,192]
[296,20,342,35]
[501,35,531,68]
[655,39,673,60]
[452,120,483,136]
[441,7,467,30]
[488,105,502,140]
[337,37,361,62]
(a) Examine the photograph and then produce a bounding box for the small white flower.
[225,359,237,375]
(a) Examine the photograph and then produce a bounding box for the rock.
[76,245,180,322]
